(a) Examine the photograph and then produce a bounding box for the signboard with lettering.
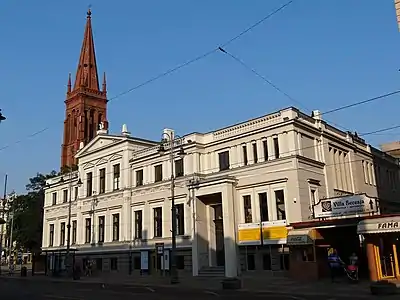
[378,221,399,230]
[313,194,378,218]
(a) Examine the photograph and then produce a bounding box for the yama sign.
[314,194,377,218]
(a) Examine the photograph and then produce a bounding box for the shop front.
[287,228,330,281]
[237,220,289,273]
[357,215,400,282]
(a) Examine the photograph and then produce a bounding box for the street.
[0,277,395,300]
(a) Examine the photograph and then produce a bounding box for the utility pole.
[0,174,7,275]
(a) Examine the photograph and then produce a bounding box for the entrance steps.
[198,266,225,277]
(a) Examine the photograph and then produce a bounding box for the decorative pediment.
[82,162,95,170]
[95,158,108,166]
[109,153,123,162]
[76,135,125,158]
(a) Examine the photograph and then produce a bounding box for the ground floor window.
[133,256,141,270]
[110,258,118,271]
[176,255,185,269]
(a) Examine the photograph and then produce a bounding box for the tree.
[8,171,57,254]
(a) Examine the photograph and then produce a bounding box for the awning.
[357,216,400,234]
[287,229,314,245]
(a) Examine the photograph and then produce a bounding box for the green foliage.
[7,171,57,253]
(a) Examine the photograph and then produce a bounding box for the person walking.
[328,249,342,283]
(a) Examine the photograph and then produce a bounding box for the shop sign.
[377,221,399,230]
[313,194,377,218]
[237,222,287,245]
[287,235,311,245]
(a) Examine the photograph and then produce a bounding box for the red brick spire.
[73,8,100,91]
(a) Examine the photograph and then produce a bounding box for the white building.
[42,107,400,278]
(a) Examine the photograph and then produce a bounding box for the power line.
[0,1,294,152]
[217,48,400,134]
[217,48,353,132]
[322,91,400,116]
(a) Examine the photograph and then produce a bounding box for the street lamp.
[6,192,17,274]
[158,132,186,284]
[65,169,82,275]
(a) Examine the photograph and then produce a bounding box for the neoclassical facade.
[42,107,400,278]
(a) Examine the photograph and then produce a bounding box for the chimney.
[163,128,175,141]
[122,124,131,136]
[79,141,85,150]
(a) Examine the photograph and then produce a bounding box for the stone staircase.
[198,266,225,278]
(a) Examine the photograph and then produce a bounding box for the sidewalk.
[0,272,374,297]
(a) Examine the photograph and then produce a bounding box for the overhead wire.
[217,48,400,135]
[0,0,295,153]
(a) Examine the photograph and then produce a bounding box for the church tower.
[61,9,108,168]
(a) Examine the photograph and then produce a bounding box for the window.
[263,253,271,270]
[259,192,269,222]
[112,214,120,241]
[49,224,54,246]
[133,256,141,270]
[99,168,106,193]
[63,190,68,203]
[136,169,143,186]
[176,204,185,235]
[218,151,230,171]
[176,256,185,269]
[113,164,120,190]
[175,159,184,177]
[154,164,163,182]
[296,247,315,262]
[263,140,268,161]
[275,190,286,220]
[72,221,77,245]
[74,187,78,200]
[134,210,143,239]
[98,216,105,243]
[110,258,118,271]
[243,195,252,223]
[85,218,91,243]
[60,222,65,246]
[252,143,258,163]
[247,254,256,270]
[86,172,93,197]
[242,145,248,165]
[310,189,317,205]
[153,207,162,237]
[273,137,280,159]
[52,193,57,205]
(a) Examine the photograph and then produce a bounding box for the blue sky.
[1,0,400,194]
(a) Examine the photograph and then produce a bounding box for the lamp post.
[6,191,16,274]
[0,174,7,274]
[158,132,186,284]
[60,169,82,275]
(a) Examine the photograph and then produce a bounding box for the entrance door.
[213,204,225,266]
[377,236,396,279]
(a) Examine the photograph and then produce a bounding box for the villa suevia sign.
[314,194,377,218]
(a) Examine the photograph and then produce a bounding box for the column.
[191,193,199,276]
[236,146,243,167]
[257,140,264,163]
[222,183,238,278]
[230,146,237,168]
[247,142,254,164]
[268,137,275,160]
[192,153,200,174]
[366,239,378,281]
